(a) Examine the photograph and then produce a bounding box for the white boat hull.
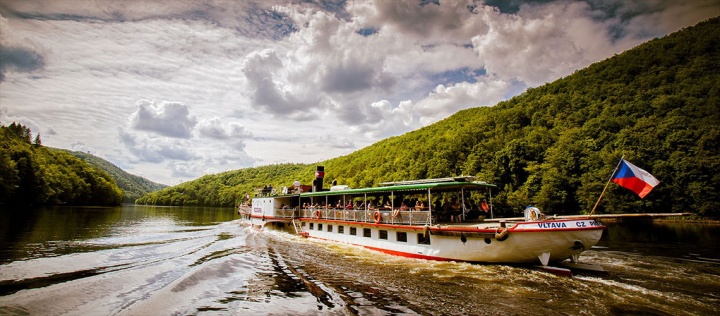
[244,215,604,264]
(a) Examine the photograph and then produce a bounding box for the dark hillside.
[0,123,124,206]
[137,17,720,217]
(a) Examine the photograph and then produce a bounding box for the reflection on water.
[0,206,718,315]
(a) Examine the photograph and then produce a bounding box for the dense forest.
[0,123,124,206]
[65,150,167,203]
[143,17,717,218]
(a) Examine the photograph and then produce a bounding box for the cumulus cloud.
[369,0,490,44]
[128,100,197,138]
[196,117,253,140]
[118,128,197,163]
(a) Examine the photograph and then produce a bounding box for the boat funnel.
[313,166,324,192]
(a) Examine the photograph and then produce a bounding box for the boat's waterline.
[245,215,604,264]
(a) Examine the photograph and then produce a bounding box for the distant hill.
[64,150,167,203]
[137,17,720,218]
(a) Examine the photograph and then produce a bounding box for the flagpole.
[590,155,625,215]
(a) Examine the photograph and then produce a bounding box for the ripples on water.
[0,208,718,315]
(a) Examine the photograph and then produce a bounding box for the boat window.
[417,233,431,245]
[363,228,372,238]
[397,232,407,242]
[350,227,357,235]
[318,224,323,231]
[327,224,333,232]
[309,223,314,230]
[338,226,344,234]
[379,230,388,240]
[301,222,306,227]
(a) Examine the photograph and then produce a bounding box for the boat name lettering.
[253,207,263,213]
[575,220,602,228]
[537,222,567,228]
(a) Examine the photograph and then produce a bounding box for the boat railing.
[287,207,431,225]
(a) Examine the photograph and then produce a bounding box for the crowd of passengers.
[283,196,490,222]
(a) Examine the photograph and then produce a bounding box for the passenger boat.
[238,167,605,267]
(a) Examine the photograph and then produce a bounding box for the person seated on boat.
[438,198,451,222]
[368,200,376,210]
[477,199,490,218]
[346,201,354,210]
[465,199,480,220]
[336,201,343,209]
[415,201,425,211]
[451,198,462,222]
[400,202,409,212]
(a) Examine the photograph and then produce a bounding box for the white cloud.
[196,117,253,140]
[128,100,197,139]
[118,129,197,163]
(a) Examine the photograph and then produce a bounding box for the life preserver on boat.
[315,210,321,219]
[373,211,382,223]
[392,208,400,219]
[481,200,490,212]
[495,228,509,241]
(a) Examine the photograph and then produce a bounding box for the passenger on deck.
[415,201,424,211]
[451,199,462,222]
[384,200,392,209]
[400,202,409,212]
[441,198,452,222]
[336,201,343,209]
[466,199,479,220]
[346,202,354,210]
[368,200,375,210]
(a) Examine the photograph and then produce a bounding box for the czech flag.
[612,159,660,198]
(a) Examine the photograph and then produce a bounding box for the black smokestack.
[313,166,324,192]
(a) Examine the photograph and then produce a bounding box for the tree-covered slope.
[137,17,720,217]
[64,150,167,203]
[0,123,124,206]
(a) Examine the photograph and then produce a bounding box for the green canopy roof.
[300,180,495,197]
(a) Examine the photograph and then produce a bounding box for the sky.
[1,0,719,185]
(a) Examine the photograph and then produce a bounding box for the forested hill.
[137,17,720,218]
[0,123,124,206]
[64,150,167,203]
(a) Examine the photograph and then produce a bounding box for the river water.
[0,205,718,315]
